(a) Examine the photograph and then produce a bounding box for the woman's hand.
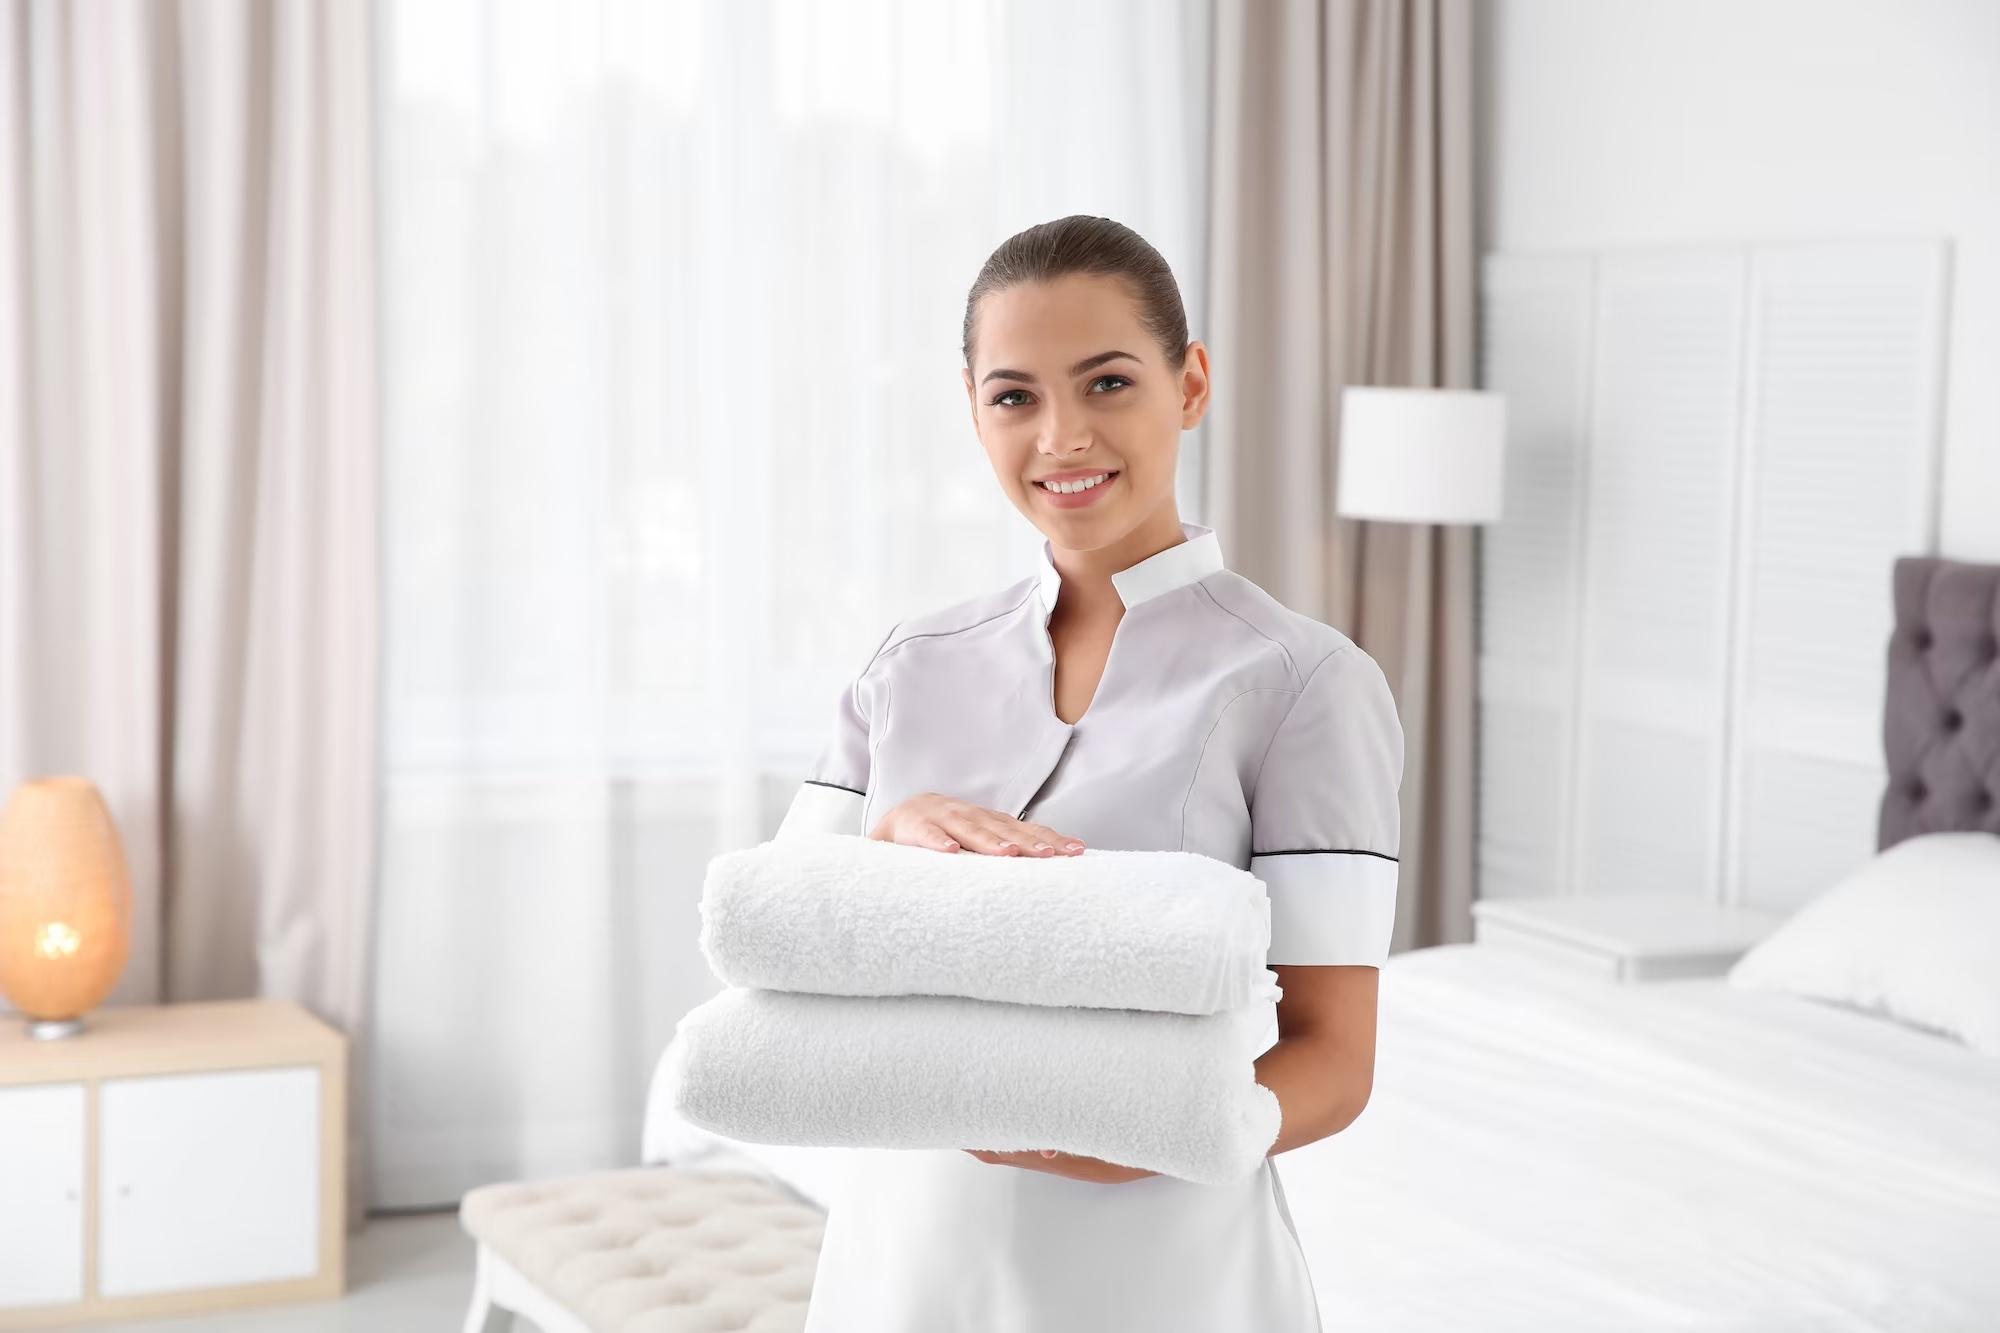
[963,1148,1159,1183]
[870,793,1086,857]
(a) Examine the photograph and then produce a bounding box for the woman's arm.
[1255,963,1379,1153]
[1244,647,1401,1153]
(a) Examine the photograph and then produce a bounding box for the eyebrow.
[980,349,1140,386]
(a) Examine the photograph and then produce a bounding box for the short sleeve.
[775,621,898,840]
[1249,645,1405,966]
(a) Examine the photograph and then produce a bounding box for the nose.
[1036,399,1093,458]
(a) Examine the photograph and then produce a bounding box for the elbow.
[1325,1069,1374,1136]
[1344,1079,1375,1132]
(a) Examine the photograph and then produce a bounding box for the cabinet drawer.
[0,1083,86,1309]
[99,1066,320,1298]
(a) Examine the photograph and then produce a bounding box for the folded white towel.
[661,985,1282,1186]
[700,831,1279,1015]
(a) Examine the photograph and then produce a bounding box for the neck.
[1046,507,1187,616]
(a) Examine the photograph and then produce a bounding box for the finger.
[961,812,1031,854]
[950,807,1042,854]
[986,817,1061,856]
[915,820,961,853]
[1019,822,1086,854]
[943,816,1029,856]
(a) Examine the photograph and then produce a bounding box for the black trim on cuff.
[1250,847,1399,862]
[802,778,865,797]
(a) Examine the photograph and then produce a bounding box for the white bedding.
[643,943,2000,1331]
[1288,944,2000,1332]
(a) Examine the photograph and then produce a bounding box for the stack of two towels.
[661,831,1286,1185]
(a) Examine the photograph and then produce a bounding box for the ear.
[1178,340,1212,429]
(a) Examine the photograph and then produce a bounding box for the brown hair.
[961,215,1190,372]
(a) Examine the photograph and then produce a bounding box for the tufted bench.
[458,1165,826,1333]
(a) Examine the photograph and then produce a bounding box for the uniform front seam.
[1178,686,1300,851]
[1241,647,1355,827]
[1267,1161,1326,1332]
[875,583,1037,663]
[1194,580,1305,686]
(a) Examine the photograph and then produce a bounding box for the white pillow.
[1727,831,2000,1054]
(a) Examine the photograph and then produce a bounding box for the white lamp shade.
[1335,386,1506,524]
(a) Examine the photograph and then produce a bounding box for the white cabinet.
[0,1083,86,1309]
[1472,892,1785,982]
[99,1067,321,1297]
[0,998,345,1328]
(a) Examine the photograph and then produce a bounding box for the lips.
[1033,470,1119,492]
[1033,470,1120,508]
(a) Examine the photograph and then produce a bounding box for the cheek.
[1119,413,1181,476]
[978,426,1035,474]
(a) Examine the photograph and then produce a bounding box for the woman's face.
[963,272,1209,548]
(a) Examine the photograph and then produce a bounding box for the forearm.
[1254,1032,1373,1156]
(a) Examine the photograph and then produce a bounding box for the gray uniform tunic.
[778,520,1404,1333]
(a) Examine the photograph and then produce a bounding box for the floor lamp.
[1334,385,1506,946]
[1335,386,1506,526]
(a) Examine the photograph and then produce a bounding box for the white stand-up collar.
[1035,521,1225,612]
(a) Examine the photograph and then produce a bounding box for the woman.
[780,215,1404,1333]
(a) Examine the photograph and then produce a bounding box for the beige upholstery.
[458,1166,824,1333]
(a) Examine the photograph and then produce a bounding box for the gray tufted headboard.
[1879,556,2000,850]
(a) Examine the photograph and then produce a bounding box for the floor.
[103,1209,490,1333]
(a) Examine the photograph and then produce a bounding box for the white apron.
[800,1144,1322,1333]
[778,521,1404,1333]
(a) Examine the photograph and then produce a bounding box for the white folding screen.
[1475,256,1592,901]
[1724,243,1949,907]
[1477,241,1947,909]
[1574,251,1748,900]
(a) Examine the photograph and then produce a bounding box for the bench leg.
[462,1246,514,1333]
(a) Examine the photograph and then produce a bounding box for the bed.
[642,555,2000,1330]
[1281,942,2000,1329]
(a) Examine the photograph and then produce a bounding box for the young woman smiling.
[782,215,1404,1333]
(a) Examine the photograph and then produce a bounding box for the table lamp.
[1336,386,1506,523]
[0,776,133,1039]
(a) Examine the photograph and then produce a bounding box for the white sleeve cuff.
[776,780,865,839]
[1252,851,1399,966]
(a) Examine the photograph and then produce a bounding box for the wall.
[1477,0,2000,559]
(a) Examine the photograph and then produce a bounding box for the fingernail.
[1034,842,1052,852]
[1064,842,1084,852]
[1040,1148,1057,1157]
[1000,841,1018,852]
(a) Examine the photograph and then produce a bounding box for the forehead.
[973,272,1148,370]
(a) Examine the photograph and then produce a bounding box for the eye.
[1089,375,1132,394]
[990,389,1031,408]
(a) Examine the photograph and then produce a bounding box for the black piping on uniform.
[803,778,864,796]
[1250,848,1398,862]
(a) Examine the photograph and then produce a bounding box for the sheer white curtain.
[371,0,1213,1207]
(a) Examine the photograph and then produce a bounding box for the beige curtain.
[0,0,379,1226]
[1202,0,1477,951]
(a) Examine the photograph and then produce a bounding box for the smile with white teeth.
[1036,472,1115,494]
